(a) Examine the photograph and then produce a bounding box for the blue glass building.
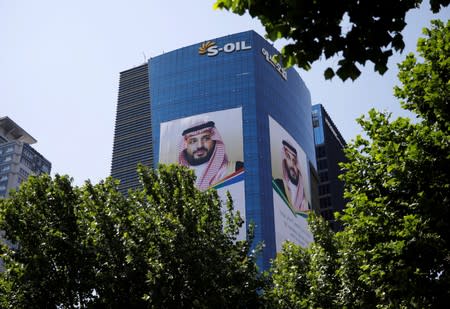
[112,31,318,268]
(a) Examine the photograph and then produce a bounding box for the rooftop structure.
[0,116,51,198]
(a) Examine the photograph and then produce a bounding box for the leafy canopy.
[265,19,450,308]
[0,164,264,308]
[214,0,449,80]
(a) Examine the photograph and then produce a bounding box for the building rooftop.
[0,116,37,144]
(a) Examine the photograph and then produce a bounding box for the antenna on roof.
[142,52,147,62]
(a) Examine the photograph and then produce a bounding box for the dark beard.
[283,160,299,185]
[184,147,214,166]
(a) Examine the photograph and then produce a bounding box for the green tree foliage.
[214,0,449,80]
[395,19,450,131]
[0,164,263,308]
[0,174,95,308]
[266,214,340,308]
[266,20,450,308]
[338,19,450,307]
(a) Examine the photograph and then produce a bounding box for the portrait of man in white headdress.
[274,140,309,212]
[178,120,243,191]
[159,107,244,192]
[269,115,313,251]
[269,116,311,214]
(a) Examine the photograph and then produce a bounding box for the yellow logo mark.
[199,41,216,55]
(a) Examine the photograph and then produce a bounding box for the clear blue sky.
[1,1,448,185]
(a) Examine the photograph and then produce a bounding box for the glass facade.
[149,31,315,268]
[312,105,325,145]
[312,104,347,231]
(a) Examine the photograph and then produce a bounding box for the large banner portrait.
[269,116,313,251]
[159,107,246,238]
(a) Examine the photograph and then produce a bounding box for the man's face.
[184,131,216,166]
[284,148,300,185]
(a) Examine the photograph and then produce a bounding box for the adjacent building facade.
[312,104,347,231]
[112,31,319,268]
[111,64,152,193]
[0,117,51,198]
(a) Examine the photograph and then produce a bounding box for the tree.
[265,19,450,308]
[337,19,450,307]
[0,164,264,308]
[132,165,264,308]
[0,174,96,308]
[266,214,340,308]
[214,0,449,80]
[265,241,311,308]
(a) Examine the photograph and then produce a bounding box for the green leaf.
[324,67,335,80]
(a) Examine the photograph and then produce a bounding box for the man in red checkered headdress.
[179,120,237,191]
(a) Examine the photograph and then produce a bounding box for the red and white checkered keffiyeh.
[179,121,229,190]
[282,141,308,212]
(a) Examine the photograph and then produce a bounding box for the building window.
[1,165,10,172]
[6,146,13,153]
[312,112,320,128]
[319,184,330,195]
[312,118,319,128]
[20,158,33,169]
[4,155,12,162]
[319,171,329,182]
[42,165,50,174]
[316,146,326,158]
[321,209,334,220]
[320,196,332,209]
[0,175,7,182]
[23,150,34,160]
[19,168,29,177]
[317,159,328,170]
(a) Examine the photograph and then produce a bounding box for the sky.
[1,1,449,185]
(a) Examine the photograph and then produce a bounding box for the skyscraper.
[312,104,347,231]
[0,116,51,198]
[111,63,152,193]
[111,31,318,268]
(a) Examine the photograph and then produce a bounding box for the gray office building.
[0,116,51,198]
[110,63,153,193]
